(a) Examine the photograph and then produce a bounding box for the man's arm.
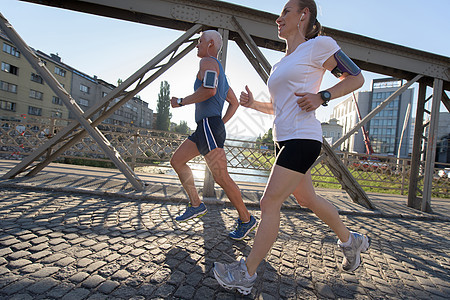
[170,57,219,108]
[222,87,239,124]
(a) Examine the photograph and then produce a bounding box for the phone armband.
[331,50,361,78]
[203,70,218,89]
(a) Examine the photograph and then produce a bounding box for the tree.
[155,81,172,131]
[256,128,274,150]
[173,120,190,134]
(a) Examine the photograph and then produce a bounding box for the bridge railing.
[1,116,448,198]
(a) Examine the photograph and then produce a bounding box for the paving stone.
[77,258,94,267]
[174,284,196,299]
[8,293,33,300]
[28,243,48,252]
[0,238,20,247]
[69,272,90,283]
[61,288,90,300]
[315,282,335,299]
[30,266,60,278]
[41,253,67,263]
[11,242,31,251]
[1,278,34,295]
[29,250,51,261]
[97,280,120,294]
[0,248,13,257]
[20,263,42,273]
[111,269,131,281]
[85,260,107,273]
[82,274,106,288]
[27,277,58,294]
[8,250,31,260]
[55,256,76,267]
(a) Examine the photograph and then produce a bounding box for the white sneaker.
[213,258,256,295]
[338,232,370,272]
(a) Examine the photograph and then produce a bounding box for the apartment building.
[331,78,414,157]
[0,31,153,129]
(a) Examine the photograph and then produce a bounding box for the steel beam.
[322,140,373,209]
[407,82,427,209]
[20,0,450,89]
[422,79,443,212]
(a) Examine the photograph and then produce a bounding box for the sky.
[2,0,449,138]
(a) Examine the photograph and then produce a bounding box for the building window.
[78,98,89,106]
[55,66,66,77]
[0,81,17,93]
[31,73,44,84]
[80,84,90,93]
[0,99,16,111]
[29,89,43,100]
[52,96,62,105]
[28,106,42,116]
[1,62,19,75]
[2,43,20,58]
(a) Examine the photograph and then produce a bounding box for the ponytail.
[306,18,323,40]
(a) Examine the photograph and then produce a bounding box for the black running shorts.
[188,116,226,156]
[274,139,322,174]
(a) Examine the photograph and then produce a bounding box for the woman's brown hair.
[297,0,323,39]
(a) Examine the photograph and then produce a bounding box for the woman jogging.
[213,0,369,295]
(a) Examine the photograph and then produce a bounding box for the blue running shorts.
[188,116,226,156]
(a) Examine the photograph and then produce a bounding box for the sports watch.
[177,98,183,106]
[319,91,331,106]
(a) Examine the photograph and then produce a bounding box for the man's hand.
[170,97,181,108]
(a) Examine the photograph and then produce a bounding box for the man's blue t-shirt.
[194,57,229,123]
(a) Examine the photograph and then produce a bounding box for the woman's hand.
[239,85,255,108]
[295,92,323,112]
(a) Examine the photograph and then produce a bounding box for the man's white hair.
[201,30,223,53]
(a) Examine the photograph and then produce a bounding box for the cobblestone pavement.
[0,187,449,299]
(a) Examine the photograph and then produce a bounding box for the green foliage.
[256,128,274,150]
[173,120,190,135]
[155,81,172,131]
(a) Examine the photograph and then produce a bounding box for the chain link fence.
[1,116,448,198]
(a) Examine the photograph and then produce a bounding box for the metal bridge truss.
[2,0,450,211]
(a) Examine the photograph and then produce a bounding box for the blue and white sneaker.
[175,203,207,222]
[229,215,257,240]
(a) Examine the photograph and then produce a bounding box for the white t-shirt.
[267,36,340,142]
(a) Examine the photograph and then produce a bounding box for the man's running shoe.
[338,231,370,272]
[214,258,256,295]
[228,215,257,240]
[175,203,207,222]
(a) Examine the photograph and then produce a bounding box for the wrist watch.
[319,91,331,106]
[177,98,183,106]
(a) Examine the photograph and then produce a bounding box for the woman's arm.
[296,54,364,112]
[170,57,219,108]
[222,87,239,124]
[240,85,274,115]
